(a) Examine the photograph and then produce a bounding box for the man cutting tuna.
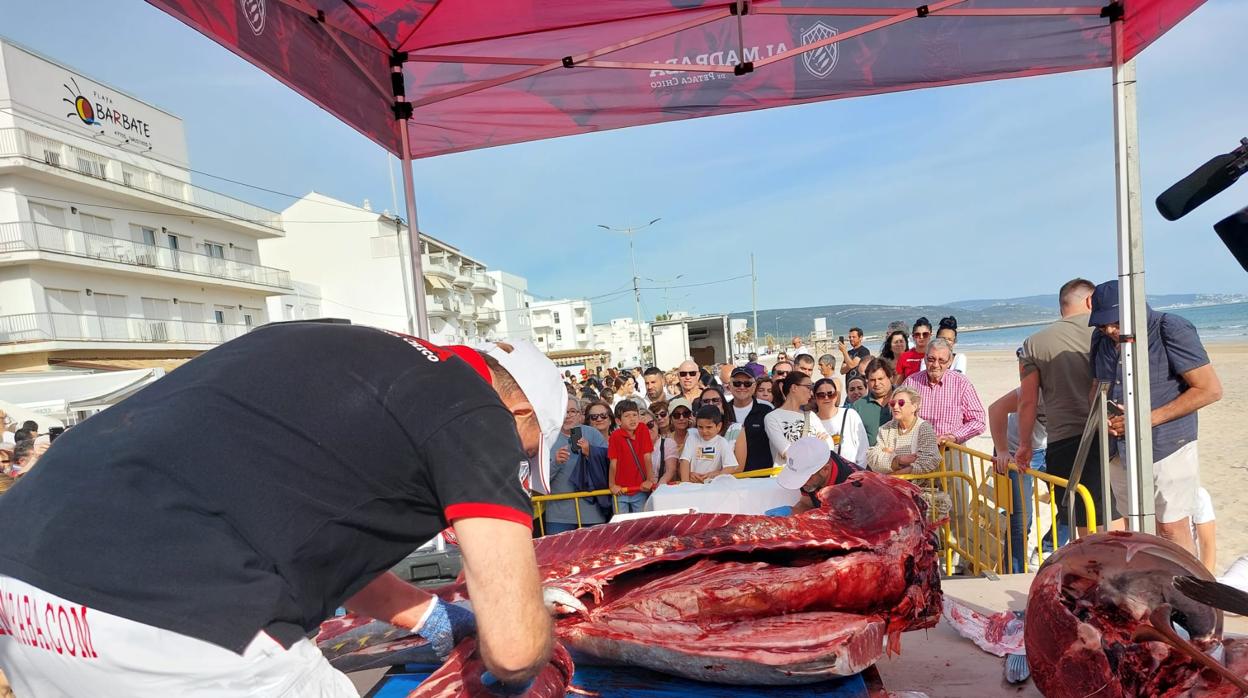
[0,321,566,696]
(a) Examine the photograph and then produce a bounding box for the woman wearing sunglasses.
[866,386,940,476]
[895,317,932,382]
[696,386,730,437]
[657,398,694,485]
[584,400,615,442]
[812,378,868,467]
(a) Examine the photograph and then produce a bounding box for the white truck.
[650,314,732,370]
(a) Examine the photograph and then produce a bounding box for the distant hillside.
[727,293,1246,341]
[947,292,1245,312]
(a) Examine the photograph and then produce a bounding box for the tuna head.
[1024,531,1224,698]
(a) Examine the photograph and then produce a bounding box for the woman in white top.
[763,372,831,467]
[813,378,868,467]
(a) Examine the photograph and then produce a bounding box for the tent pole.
[1110,12,1155,534]
[398,126,430,339]
[392,54,430,339]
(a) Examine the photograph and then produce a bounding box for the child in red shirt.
[607,399,655,514]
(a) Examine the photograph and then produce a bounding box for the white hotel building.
[263,192,510,346]
[0,39,289,373]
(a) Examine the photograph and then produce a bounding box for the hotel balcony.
[426,295,462,318]
[422,253,456,280]
[0,312,253,354]
[452,266,473,288]
[477,308,500,324]
[0,221,292,292]
[530,311,553,328]
[0,127,283,236]
[470,271,496,294]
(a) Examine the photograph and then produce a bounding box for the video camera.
[1156,137,1248,271]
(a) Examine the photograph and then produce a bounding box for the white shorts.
[1192,487,1215,526]
[0,574,358,698]
[1110,440,1201,525]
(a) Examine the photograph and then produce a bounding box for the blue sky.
[3,1,1245,322]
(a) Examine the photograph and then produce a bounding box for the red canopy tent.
[146,0,1207,533]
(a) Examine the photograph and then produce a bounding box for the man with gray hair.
[903,338,985,446]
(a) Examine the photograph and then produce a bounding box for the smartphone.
[48,426,65,442]
[1106,401,1124,418]
[568,426,582,455]
[838,336,845,343]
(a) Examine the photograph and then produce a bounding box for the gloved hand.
[481,671,535,696]
[413,597,476,661]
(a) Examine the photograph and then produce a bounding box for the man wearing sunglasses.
[676,360,703,404]
[725,367,775,472]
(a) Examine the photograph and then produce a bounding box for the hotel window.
[553,311,560,323]
[79,213,113,237]
[555,329,562,341]
[204,242,225,259]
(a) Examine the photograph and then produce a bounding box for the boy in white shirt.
[680,406,741,483]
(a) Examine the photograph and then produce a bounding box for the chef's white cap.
[479,339,565,492]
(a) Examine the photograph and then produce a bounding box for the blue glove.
[481,671,536,696]
[413,597,476,661]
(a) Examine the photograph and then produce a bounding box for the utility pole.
[751,253,758,354]
[599,218,661,366]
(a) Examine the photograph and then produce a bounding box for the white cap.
[776,437,830,490]
[479,339,565,493]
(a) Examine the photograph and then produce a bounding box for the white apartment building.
[262,193,501,345]
[592,317,649,368]
[0,39,289,372]
[529,299,593,353]
[483,269,531,344]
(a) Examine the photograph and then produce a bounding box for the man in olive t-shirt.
[1015,279,1110,532]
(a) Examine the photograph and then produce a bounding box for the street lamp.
[598,218,661,366]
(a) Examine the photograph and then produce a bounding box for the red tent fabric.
[147,1,1204,159]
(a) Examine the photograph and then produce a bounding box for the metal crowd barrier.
[929,442,1097,575]
[531,467,780,536]
[531,446,1095,577]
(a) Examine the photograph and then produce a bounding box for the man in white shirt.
[790,336,812,362]
[679,405,740,483]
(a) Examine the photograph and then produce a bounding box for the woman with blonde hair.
[867,385,949,518]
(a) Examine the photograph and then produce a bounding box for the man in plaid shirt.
[904,338,985,445]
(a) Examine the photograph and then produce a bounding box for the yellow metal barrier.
[532,446,1095,577]
[937,442,1097,574]
[531,467,782,536]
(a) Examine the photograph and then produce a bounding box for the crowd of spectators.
[544,318,988,532]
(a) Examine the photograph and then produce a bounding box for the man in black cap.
[1089,280,1223,554]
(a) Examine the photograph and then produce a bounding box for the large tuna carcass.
[317,471,943,694]
[1025,531,1248,698]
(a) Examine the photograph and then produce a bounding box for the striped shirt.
[903,370,986,444]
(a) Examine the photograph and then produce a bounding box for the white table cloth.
[645,475,799,515]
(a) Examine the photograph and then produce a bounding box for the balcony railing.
[0,127,283,230]
[478,308,501,323]
[0,221,292,289]
[423,253,457,279]
[0,312,252,346]
[470,271,497,293]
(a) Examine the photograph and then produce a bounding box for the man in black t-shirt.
[0,323,566,696]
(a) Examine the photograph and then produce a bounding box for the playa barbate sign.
[1,42,188,163]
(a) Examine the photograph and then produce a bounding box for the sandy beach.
[961,342,1248,574]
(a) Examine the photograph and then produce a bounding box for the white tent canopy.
[0,369,164,424]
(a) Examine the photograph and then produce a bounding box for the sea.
[956,302,1248,350]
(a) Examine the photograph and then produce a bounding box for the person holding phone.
[546,396,606,534]
[1090,279,1223,554]
[838,328,871,383]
